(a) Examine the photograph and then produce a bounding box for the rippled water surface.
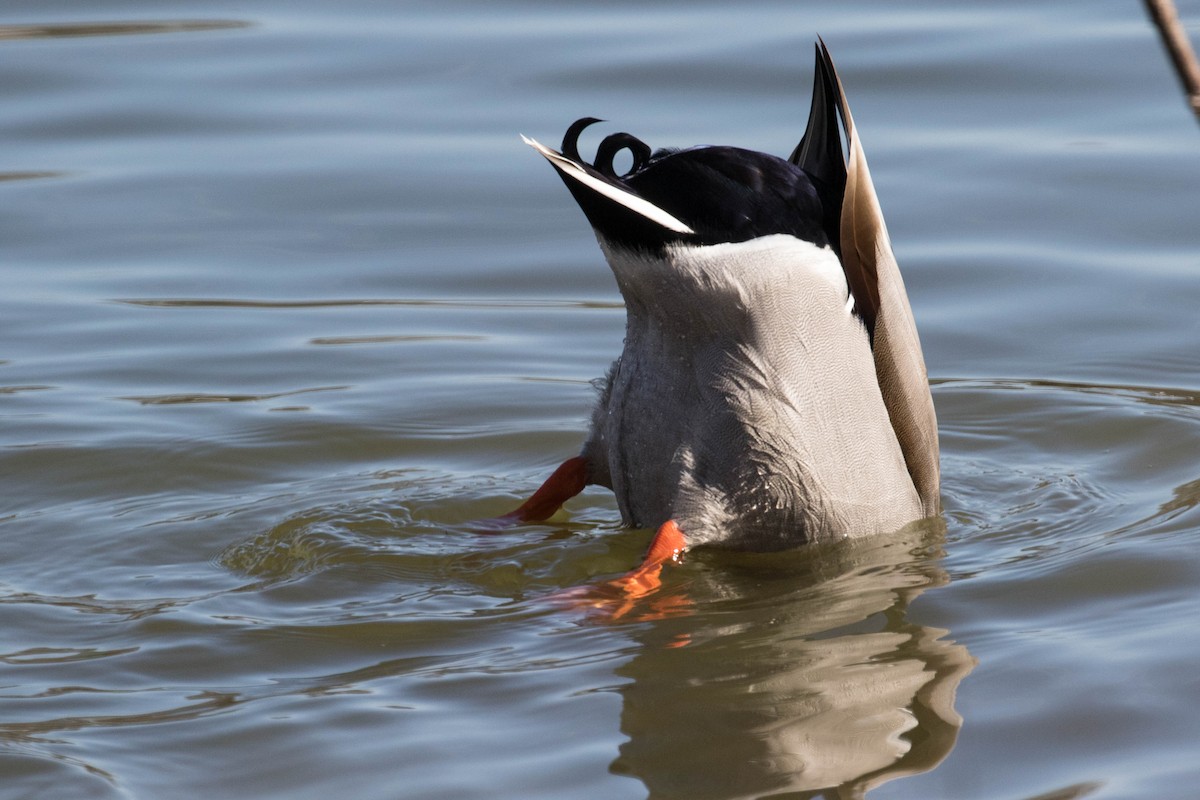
[3,2,1200,798]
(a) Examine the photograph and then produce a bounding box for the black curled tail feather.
[561,118,653,180]
[594,133,651,178]
[562,117,603,163]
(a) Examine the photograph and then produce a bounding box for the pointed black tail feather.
[790,40,846,188]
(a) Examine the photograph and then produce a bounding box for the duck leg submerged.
[546,519,689,622]
[605,520,687,597]
[495,456,589,524]
[484,456,686,605]
[483,40,939,609]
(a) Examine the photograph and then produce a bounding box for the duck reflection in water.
[609,523,974,799]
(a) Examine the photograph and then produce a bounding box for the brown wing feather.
[821,41,941,513]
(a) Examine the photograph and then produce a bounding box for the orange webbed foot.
[548,520,690,622]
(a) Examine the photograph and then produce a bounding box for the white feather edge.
[521,134,695,235]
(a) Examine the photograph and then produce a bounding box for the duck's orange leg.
[604,519,687,598]
[548,519,690,621]
[474,456,588,529]
[471,463,689,620]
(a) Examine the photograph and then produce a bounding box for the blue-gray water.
[3,2,1200,798]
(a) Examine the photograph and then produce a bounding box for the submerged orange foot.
[466,467,690,622]
[548,519,690,621]
[606,519,687,598]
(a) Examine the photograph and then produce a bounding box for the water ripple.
[114,297,624,310]
[0,20,250,41]
[0,646,138,667]
[119,385,347,405]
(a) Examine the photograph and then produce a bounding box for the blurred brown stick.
[1144,0,1200,116]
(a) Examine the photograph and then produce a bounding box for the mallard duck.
[500,41,939,591]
